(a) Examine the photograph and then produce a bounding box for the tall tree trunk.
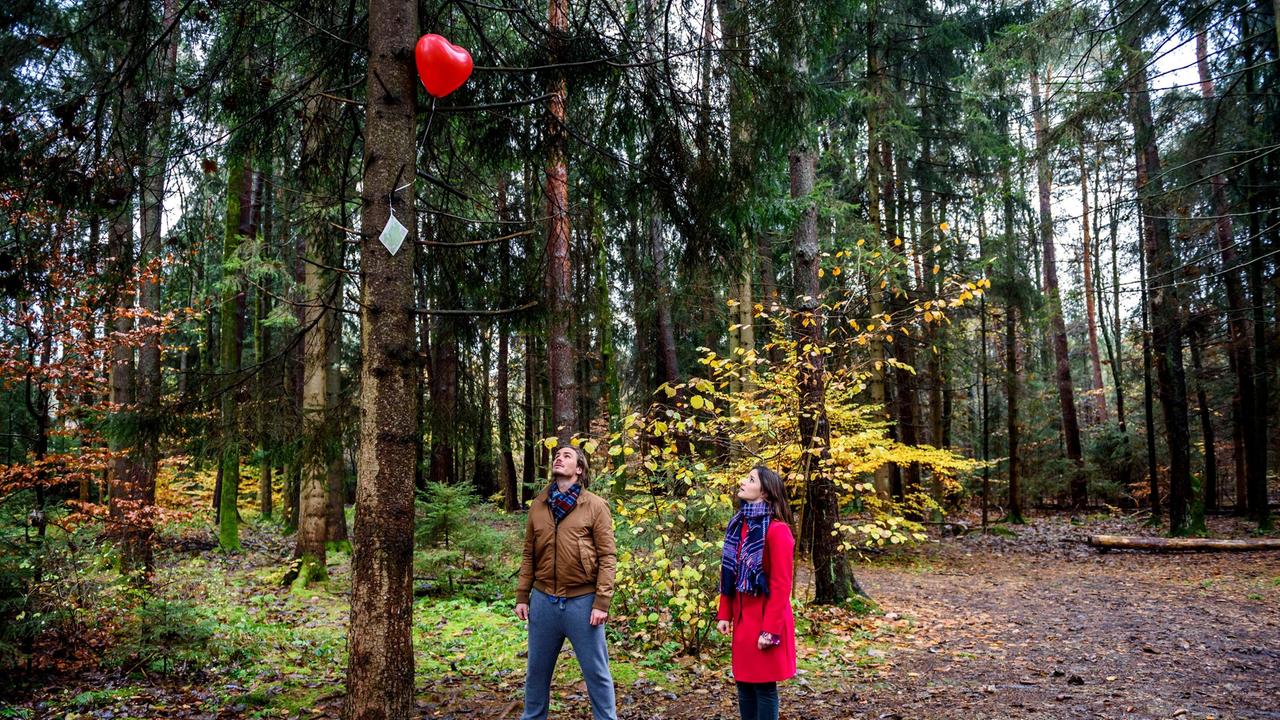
[1241,16,1271,528]
[650,214,681,387]
[865,3,890,497]
[429,316,458,485]
[106,0,142,570]
[594,216,621,434]
[343,0,419,713]
[1197,26,1256,515]
[980,295,990,531]
[714,0,755,383]
[1079,144,1108,424]
[1239,14,1269,525]
[285,146,308,535]
[757,233,783,365]
[1127,43,1193,534]
[1138,211,1160,518]
[1000,108,1024,523]
[475,326,496,497]
[293,117,336,579]
[522,330,537,503]
[499,319,518,509]
[544,0,576,442]
[323,277,348,543]
[217,157,255,552]
[1188,325,1214,529]
[1030,69,1086,508]
[792,146,857,603]
[254,217,274,520]
[497,179,518,511]
[922,112,944,457]
[1100,168,1128,431]
[132,0,181,573]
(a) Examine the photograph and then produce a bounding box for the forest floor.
[3,512,1278,720]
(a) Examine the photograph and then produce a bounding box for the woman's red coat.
[717,520,796,683]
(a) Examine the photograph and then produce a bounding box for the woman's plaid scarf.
[720,501,771,596]
[547,482,582,523]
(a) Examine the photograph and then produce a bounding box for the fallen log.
[1088,534,1280,552]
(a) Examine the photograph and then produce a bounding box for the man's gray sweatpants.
[521,588,617,720]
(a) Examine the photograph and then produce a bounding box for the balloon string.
[419,96,437,170]
[391,97,436,218]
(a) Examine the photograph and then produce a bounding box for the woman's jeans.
[521,588,617,720]
[736,681,779,720]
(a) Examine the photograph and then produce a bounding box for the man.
[515,444,617,720]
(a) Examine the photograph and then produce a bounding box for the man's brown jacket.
[516,488,616,612]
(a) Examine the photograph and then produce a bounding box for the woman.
[716,465,796,720]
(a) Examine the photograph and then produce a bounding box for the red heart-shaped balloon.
[415,34,473,98]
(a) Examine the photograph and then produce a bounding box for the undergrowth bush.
[105,595,224,675]
[0,501,112,671]
[595,307,981,657]
[415,487,519,601]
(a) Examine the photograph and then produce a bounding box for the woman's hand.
[716,620,730,635]
[757,632,778,650]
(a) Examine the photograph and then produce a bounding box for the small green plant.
[107,597,223,674]
[414,497,519,600]
[416,481,477,549]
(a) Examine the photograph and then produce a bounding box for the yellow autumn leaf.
[832,266,842,276]
[939,221,950,232]
[690,395,705,409]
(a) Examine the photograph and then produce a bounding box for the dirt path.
[842,524,1280,720]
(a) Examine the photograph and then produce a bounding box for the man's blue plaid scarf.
[720,501,771,596]
[547,482,582,523]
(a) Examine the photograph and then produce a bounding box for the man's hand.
[716,620,730,635]
[590,609,608,626]
[515,603,529,621]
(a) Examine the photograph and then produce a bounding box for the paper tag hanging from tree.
[379,212,408,256]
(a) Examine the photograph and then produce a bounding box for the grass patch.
[413,597,526,678]
[70,686,144,708]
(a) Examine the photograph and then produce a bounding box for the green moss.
[988,524,1018,538]
[71,686,144,708]
[289,553,328,591]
